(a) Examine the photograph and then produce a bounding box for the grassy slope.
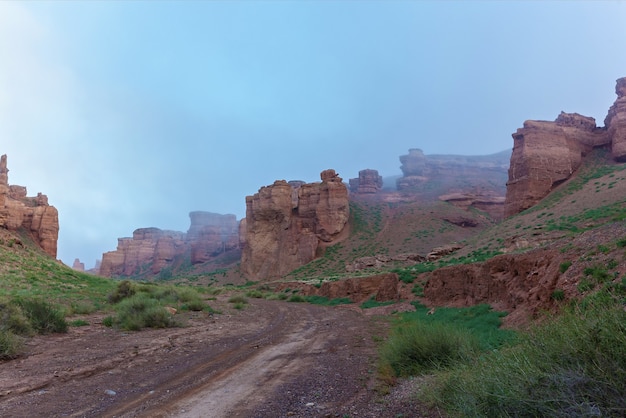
[0,229,117,312]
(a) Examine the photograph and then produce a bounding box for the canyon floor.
[0,296,439,418]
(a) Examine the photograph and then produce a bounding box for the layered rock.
[99,211,240,278]
[606,77,626,161]
[187,212,239,264]
[275,273,401,304]
[504,112,609,217]
[396,149,510,202]
[241,169,349,280]
[439,191,506,220]
[0,155,59,257]
[100,228,186,277]
[349,169,383,194]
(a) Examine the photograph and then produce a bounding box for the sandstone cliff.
[396,148,509,198]
[505,77,626,217]
[241,169,349,280]
[99,211,240,278]
[0,155,59,258]
[349,169,383,194]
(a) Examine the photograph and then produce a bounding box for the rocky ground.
[0,296,441,418]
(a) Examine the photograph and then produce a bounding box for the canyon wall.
[240,169,349,280]
[505,77,626,217]
[99,211,239,278]
[0,155,59,258]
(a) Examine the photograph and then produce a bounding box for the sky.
[1,1,626,269]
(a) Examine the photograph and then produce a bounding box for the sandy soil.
[0,297,435,418]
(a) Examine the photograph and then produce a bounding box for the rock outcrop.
[439,191,506,221]
[99,211,240,278]
[504,112,609,216]
[505,77,626,217]
[607,77,626,161]
[349,169,383,194]
[187,211,239,264]
[72,258,85,271]
[396,149,510,201]
[241,169,349,280]
[275,273,401,304]
[0,155,59,258]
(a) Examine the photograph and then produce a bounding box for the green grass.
[303,295,352,306]
[425,297,626,417]
[360,296,396,309]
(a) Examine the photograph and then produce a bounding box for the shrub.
[288,295,305,303]
[245,290,264,298]
[361,296,395,309]
[379,321,480,377]
[180,299,205,312]
[0,330,24,360]
[108,280,136,304]
[427,301,626,417]
[304,296,352,306]
[0,301,34,336]
[113,294,177,331]
[228,295,248,304]
[13,298,67,334]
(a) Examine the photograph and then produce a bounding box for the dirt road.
[0,298,431,417]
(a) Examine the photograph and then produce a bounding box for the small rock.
[306,402,315,407]
[104,389,117,396]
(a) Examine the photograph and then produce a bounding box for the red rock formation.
[99,211,242,278]
[72,258,85,271]
[349,169,383,194]
[505,78,626,217]
[505,112,610,217]
[396,149,509,203]
[606,77,626,161]
[241,169,349,280]
[423,249,561,324]
[439,191,506,221]
[187,211,239,264]
[275,273,401,303]
[0,155,59,258]
[100,228,186,277]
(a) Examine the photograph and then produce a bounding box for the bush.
[559,261,572,273]
[228,295,248,304]
[551,289,565,301]
[108,280,136,304]
[13,298,67,334]
[288,295,305,303]
[0,330,24,360]
[113,294,177,331]
[379,321,480,376]
[426,301,626,417]
[0,301,34,336]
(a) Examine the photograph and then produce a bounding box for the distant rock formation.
[607,77,626,161]
[439,191,506,221]
[241,169,349,280]
[99,211,240,278]
[0,155,59,257]
[349,169,383,194]
[396,149,510,199]
[505,77,626,217]
[72,258,85,271]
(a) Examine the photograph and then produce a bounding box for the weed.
[559,261,572,273]
[228,295,248,304]
[69,319,89,327]
[304,296,352,306]
[361,296,395,309]
[288,295,305,303]
[551,289,565,301]
[13,297,67,334]
[0,330,24,360]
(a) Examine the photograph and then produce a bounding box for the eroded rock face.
[504,112,610,217]
[99,211,240,278]
[100,228,186,277]
[423,249,561,324]
[505,78,626,216]
[0,155,59,258]
[241,169,349,280]
[396,149,510,201]
[275,273,401,303]
[188,212,239,264]
[607,77,626,161]
[349,169,383,194]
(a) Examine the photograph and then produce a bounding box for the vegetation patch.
[360,296,396,309]
[425,298,626,417]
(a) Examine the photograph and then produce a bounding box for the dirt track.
[0,298,432,417]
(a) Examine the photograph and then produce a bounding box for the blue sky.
[1,1,625,268]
